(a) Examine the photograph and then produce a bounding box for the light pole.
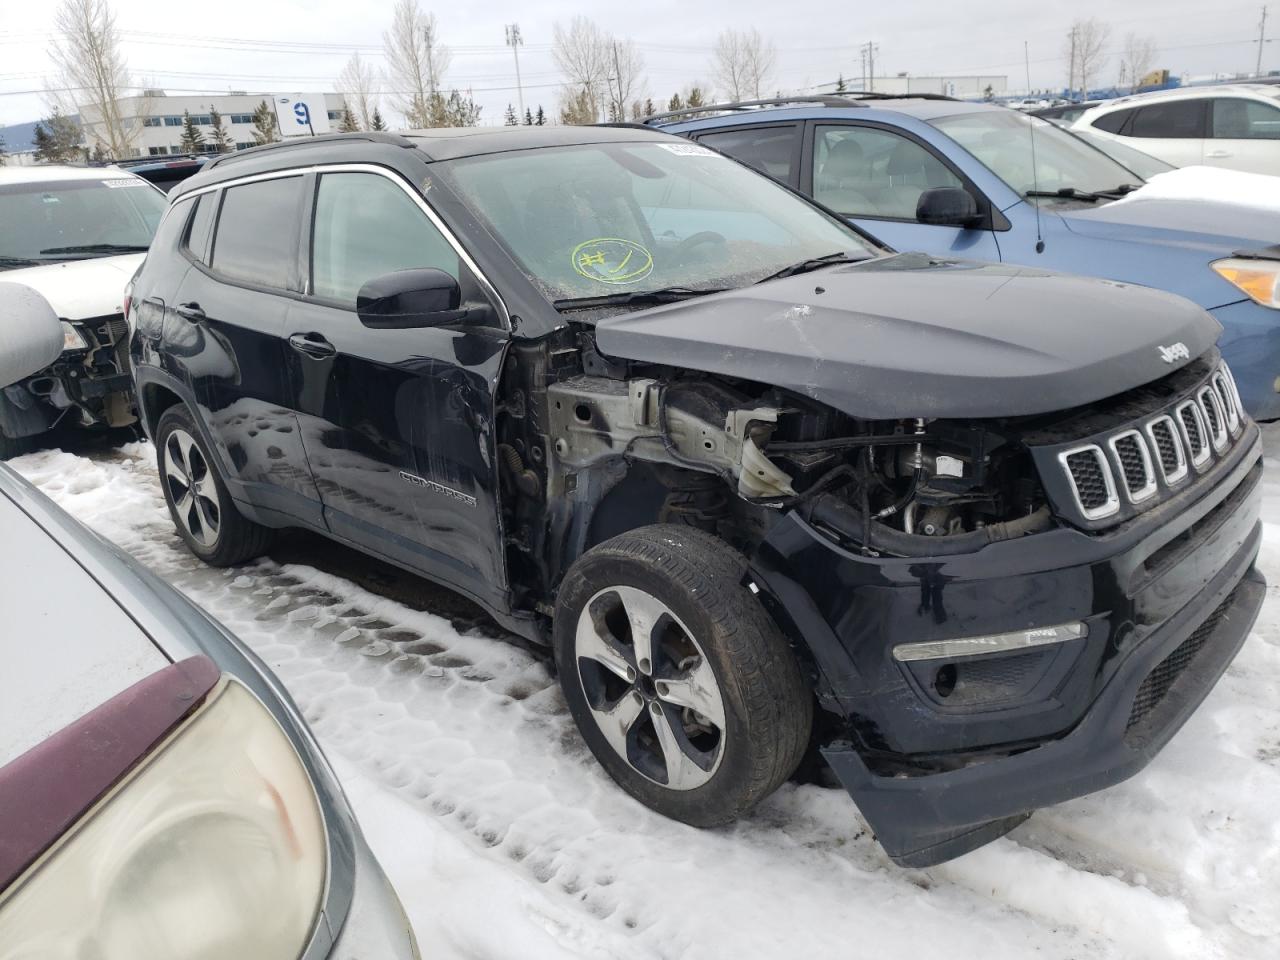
[505,24,525,118]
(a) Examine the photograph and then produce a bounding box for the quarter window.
[310,172,458,305]
[1091,107,1133,134]
[695,125,798,181]
[210,176,303,289]
[1127,100,1206,139]
[812,126,964,220]
[184,192,217,264]
[1211,98,1280,139]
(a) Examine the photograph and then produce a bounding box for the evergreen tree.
[523,107,533,125]
[444,90,482,127]
[179,110,205,153]
[207,106,234,152]
[33,109,84,163]
[504,103,518,126]
[983,84,994,102]
[91,143,110,163]
[251,100,280,145]
[668,92,684,112]
[560,89,596,125]
[836,74,847,93]
[687,87,706,107]
[642,97,656,118]
[0,134,7,166]
[339,103,360,132]
[370,108,387,131]
[534,106,546,126]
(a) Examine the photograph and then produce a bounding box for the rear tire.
[554,524,812,826]
[155,405,274,566]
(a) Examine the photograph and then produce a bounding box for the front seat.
[815,139,877,214]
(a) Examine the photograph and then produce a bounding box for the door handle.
[288,332,337,358]
[1206,150,1231,158]
[175,302,206,323]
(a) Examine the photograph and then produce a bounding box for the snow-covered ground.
[9,434,1280,960]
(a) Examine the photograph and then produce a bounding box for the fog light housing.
[893,622,1088,662]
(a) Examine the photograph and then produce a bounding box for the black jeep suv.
[128,127,1264,866]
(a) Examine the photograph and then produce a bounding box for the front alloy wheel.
[575,585,727,790]
[554,525,812,827]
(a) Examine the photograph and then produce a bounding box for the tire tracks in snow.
[11,441,1279,959]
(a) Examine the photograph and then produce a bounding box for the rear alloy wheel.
[163,428,221,549]
[555,525,812,826]
[155,405,274,566]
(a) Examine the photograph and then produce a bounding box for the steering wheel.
[671,230,728,264]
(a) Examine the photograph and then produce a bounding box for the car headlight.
[1212,257,1280,309]
[0,679,327,959]
[60,320,88,352]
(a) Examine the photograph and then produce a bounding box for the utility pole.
[860,41,879,92]
[1068,25,1077,99]
[612,42,623,120]
[505,24,525,118]
[1258,6,1269,78]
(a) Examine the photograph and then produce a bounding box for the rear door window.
[309,171,458,305]
[1210,98,1280,139]
[812,125,964,220]
[210,176,303,289]
[1127,100,1207,139]
[695,125,800,183]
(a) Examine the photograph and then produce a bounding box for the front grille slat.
[1060,445,1118,518]
[1109,430,1156,503]
[1145,416,1188,485]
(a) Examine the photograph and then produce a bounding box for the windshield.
[1073,129,1176,179]
[437,141,878,304]
[0,176,166,271]
[930,110,1144,198]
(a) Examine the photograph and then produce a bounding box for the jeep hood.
[594,254,1221,420]
[0,254,143,321]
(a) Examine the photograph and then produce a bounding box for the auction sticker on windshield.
[571,238,654,284]
[656,143,716,158]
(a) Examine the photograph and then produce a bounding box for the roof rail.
[642,91,959,125]
[202,131,416,169]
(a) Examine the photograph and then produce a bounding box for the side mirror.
[916,187,981,228]
[0,283,65,388]
[356,268,467,329]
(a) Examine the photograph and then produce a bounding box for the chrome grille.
[1048,360,1247,525]
[1109,430,1157,503]
[1178,400,1210,466]
[1145,416,1188,485]
[1060,446,1118,519]
[1198,387,1228,452]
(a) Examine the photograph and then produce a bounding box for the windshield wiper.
[758,252,868,283]
[1024,187,1105,203]
[0,255,43,268]
[553,287,727,310]
[38,243,150,255]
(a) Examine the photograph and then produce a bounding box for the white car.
[0,165,166,458]
[1073,84,1280,175]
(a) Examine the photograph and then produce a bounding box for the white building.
[843,75,1008,98]
[78,91,348,158]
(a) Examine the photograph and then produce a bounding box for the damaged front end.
[496,328,1264,866]
[1,314,137,442]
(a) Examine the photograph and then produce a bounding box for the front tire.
[155,405,274,566]
[0,432,35,460]
[554,524,812,826]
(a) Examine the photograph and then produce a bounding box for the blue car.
[653,95,1280,420]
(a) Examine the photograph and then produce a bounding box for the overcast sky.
[1,0,1274,128]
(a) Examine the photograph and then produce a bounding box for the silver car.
[0,282,418,959]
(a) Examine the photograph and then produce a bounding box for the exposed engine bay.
[0,314,137,439]
[496,331,1053,609]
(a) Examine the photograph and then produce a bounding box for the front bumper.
[752,428,1264,867]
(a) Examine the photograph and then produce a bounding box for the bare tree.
[606,37,646,120]
[338,52,379,130]
[553,17,611,123]
[49,0,139,159]
[1064,18,1111,98]
[1118,32,1158,93]
[383,0,450,128]
[713,29,775,101]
